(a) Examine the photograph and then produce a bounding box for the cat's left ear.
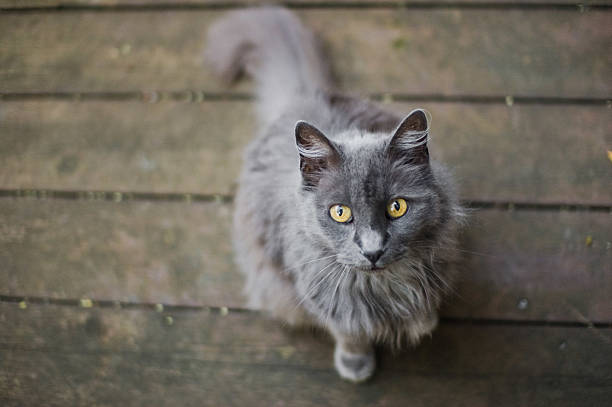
[388,109,430,166]
[295,121,340,189]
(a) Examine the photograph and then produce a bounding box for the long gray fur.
[205,7,464,381]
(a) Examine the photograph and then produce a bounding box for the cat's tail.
[205,7,332,126]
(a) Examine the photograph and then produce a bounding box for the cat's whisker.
[410,260,460,300]
[410,244,495,258]
[421,262,453,292]
[292,261,338,311]
[290,264,333,312]
[396,258,445,298]
[406,267,433,310]
[387,264,437,313]
[425,265,465,301]
[282,254,337,272]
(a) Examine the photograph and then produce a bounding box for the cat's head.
[295,109,449,271]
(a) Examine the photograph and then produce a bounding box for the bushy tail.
[205,7,332,125]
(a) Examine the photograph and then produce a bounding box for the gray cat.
[206,7,464,382]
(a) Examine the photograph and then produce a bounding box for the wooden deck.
[1,1,611,405]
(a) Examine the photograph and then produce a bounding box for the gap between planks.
[2,294,611,328]
[1,91,610,106]
[1,188,610,212]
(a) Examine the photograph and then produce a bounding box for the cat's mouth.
[337,259,388,273]
[353,264,386,273]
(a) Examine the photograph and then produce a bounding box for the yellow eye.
[329,204,352,223]
[387,198,408,219]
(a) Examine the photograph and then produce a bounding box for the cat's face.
[296,110,444,271]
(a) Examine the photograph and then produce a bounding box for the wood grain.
[3,0,610,8]
[0,199,241,307]
[1,9,610,97]
[1,101,610,204]
[1,199,610,321]
[0,101,252,196]
[1,303,610,406]
[445,208,612,322]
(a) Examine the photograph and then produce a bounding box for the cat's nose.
[363,249,384,265]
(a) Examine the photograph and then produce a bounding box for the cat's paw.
[334,344,376,383]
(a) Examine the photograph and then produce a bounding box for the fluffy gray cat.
[206,7,464,382]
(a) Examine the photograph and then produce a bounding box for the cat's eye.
[387,198,408,219]
[329,204,352,223]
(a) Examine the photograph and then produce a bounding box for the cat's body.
[206,8,463,382]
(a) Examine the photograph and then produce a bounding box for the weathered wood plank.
[3,0,610,8]
[1,9,609,97]
[0,101,250,196]
[445,208,612,322]
[0,199,240,307]
[1,101,610,204]
[1,303,610,406]
[1,199,610,321]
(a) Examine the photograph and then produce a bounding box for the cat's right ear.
[295,121,340,189]
[388,109,430,166]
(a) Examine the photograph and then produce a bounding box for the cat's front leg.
[330,329,376,383]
